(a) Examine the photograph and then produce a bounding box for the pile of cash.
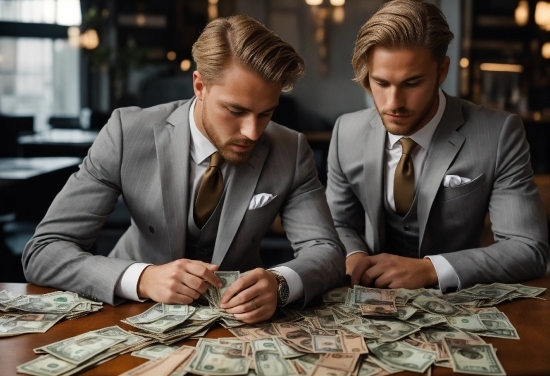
[17,325,151,376]
[13,276,546,376]
[0,290,103,337]
[121,280,544,376]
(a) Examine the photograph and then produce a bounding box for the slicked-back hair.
[192,14,305,92]
[352,0,454,91]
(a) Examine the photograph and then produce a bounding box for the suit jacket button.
[404,226,411,231]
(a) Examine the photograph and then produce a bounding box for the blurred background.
[1,0,550,282]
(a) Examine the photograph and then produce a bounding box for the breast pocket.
[440,174,485,201]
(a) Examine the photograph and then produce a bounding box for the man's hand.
[137,259,221,304]
[349,253,438,289]
[219,268,278,324]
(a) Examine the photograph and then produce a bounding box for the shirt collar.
[189,98,218,164]
[387,88,446,151]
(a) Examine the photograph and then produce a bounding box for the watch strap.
[269,270,290,305]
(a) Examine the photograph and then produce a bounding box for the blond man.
[24,15,345,323]
[327,0,548,291]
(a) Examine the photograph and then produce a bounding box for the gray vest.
[383,194,420,258]
[185,190,226,263]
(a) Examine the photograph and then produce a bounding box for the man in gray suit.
[23,15,345,323]
[326,0,548,292]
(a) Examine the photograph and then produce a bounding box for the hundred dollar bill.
[357,360,383,376]
[353,287,397,317]
[131,344,179,360]
[422,325,485,345]
[185,343,251,376]
[507,283,546,297]
[368,341,436,373]
[294,354,321,373]
[395,306,418,321]
[444,338,506,375]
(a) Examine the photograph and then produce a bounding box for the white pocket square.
[248,193,277,210]
[443,175,472,188]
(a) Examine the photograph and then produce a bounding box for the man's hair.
[352,0,454,91]
[192,14,305,92]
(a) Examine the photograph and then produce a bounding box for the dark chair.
[48,116,81,129]
[0,114,34,157]
[89,111,112,130]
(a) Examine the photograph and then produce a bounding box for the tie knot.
[209,152,224,167]
[399,138,417,155]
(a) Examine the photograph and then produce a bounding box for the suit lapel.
[211,136,269,266]
[417,94,465,247]
[154,99,193,260]
[363,115,386,253]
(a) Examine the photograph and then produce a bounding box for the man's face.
[367,46,449,136]
[193,61,282,164]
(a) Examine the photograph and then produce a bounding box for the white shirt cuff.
[424,255,460,292]
[115,263,151,302]
[270,266,303,305]
[346,250,368,258]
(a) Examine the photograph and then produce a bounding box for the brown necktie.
[194,152,224,228]
[394,138,418,216]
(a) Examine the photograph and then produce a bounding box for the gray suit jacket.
[326,93,549,288]
[23,99,346,305]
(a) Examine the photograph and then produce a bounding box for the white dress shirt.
[115,99,304,304]
[347,89,460,292]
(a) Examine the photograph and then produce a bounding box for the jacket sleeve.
[442,114,549,287]
[22,109,135,305]
[326,117,369,256]
[278,132,346,306]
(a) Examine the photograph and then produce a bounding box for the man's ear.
[193,70,205,100]
[438,56,450,85]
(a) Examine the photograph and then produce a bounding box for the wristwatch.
[269,270,290,305]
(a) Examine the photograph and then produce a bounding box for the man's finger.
[221,276,258,307]
[185,261,222,288]
[351,256,372,286]
[363,262,385,287]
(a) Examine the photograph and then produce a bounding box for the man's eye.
[405,81,420,87]
[228,109,243,116]
[375,81,389,87]
[259,112,273,118]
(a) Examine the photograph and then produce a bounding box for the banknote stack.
[0,290,103,337]
[17,325,151,376]
[120,271,245,345]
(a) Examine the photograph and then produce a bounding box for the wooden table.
[0,278,549,376]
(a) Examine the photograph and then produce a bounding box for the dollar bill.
[446,315,488,332]
[368,341,436,373]
[126,304,166,324]
[323,287,350,304]
[412,291,466,316]
[185,343,251,375]
[0,313,65,337]
[312,334,343,353]
[120,345,196,376]
[444,338,506,375]
[131,344,179,360]
[316,353,360,372]
[254,349,298,376]
[353,287,397,317]
[42,332,126,365]
[17,354,77,376]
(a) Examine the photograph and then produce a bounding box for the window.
[0,0,81,131]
